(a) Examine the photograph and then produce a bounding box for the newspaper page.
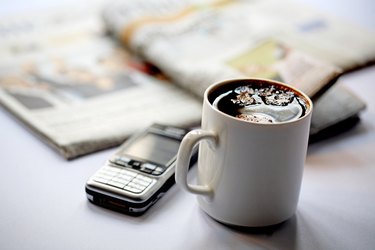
[310,83,366,140]
[0,3,202,159]
[102,0,373,136]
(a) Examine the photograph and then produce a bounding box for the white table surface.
[1,1,375,249]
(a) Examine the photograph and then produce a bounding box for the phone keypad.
[93,165,154,194]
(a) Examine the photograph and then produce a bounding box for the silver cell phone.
[85,123,197,215]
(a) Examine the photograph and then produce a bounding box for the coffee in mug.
[210,80,308,124]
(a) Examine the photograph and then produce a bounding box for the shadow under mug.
[175,78,313,227]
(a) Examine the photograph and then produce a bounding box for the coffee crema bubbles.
[211,84,307,124]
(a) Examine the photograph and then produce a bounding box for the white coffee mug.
[175,78,313,227]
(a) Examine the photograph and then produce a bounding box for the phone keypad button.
[151,166,165,176]
[119,169,137,178]
[100,167,121,175]
[127,182,145,190]
[123,186,143,194]
[113,174,132,182]
[141,163,156,172]
[95,171,115,180]
[132,178,150,187]
[128,160,142,169]
[107,180,126,189]
[135,175,152,184]
[93,176,110,184]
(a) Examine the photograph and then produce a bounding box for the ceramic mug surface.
[175,78,313,227]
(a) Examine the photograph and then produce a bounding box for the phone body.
[85,123,197,215]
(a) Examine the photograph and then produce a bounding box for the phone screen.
[121,133,180,165]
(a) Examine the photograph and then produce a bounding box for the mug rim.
[204,77,313,126]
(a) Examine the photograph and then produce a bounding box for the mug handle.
[175,129,217,196]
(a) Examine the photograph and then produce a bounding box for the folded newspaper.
[0,3,201,159]
[103,0,373,136]
[0,0,374,159]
